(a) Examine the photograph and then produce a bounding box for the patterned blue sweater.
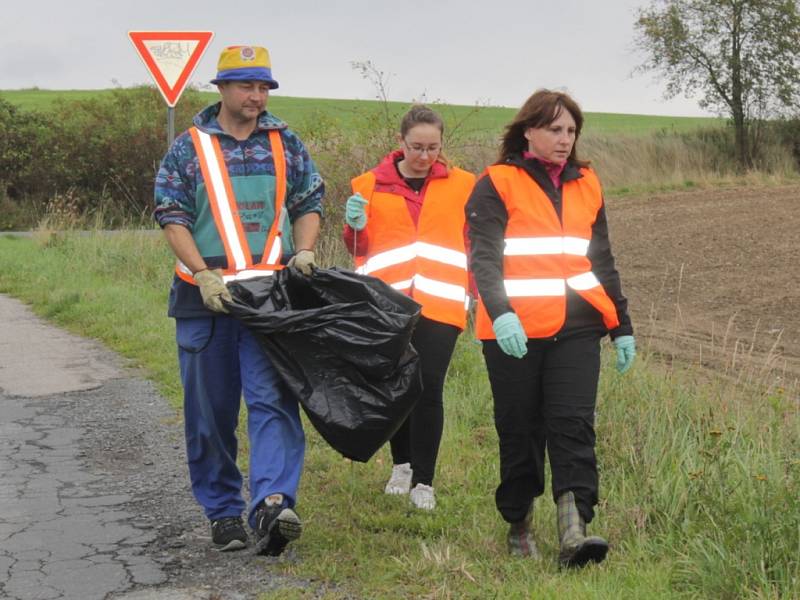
[154,102,325,317]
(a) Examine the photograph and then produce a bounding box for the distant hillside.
[0,87,723,137]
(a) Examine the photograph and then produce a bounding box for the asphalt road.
[0,293,320,600]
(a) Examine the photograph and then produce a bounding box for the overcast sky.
[1,0,713,117]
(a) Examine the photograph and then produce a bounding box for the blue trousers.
[176,316,305,528]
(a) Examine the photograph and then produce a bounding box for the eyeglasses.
[403,140,441,155]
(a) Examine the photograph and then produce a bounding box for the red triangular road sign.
[128,31,214,107]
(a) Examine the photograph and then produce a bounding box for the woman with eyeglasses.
[466,89,635,566]
[343,105,475,510]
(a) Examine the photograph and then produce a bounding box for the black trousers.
[482,332,602,524]
[390,316,460,487]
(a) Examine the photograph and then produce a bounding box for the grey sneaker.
[253,502,302,557]
[409,483,435,510]
[210,516,248,551]
[384,463,413,495]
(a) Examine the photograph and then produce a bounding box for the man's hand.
[194,269,232,313]
[288,249,316,275]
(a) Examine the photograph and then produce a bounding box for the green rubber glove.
[492,312,528,359]
[287,249,316,275]
[345,193,368,231]
[613,335,636,374]
[194,268,231,313]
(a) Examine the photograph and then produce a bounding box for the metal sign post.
[167,106,176,147]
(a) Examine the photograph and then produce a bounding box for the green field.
[0,87,724,136]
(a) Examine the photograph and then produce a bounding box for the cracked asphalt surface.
[0,294,320,600]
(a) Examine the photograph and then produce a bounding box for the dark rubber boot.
[556,491,608,568]
[507,506,541,559]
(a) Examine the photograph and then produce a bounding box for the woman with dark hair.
[466,89,635,566]
[343,105,475,510]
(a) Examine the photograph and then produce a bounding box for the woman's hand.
[492,312,528,359]
[345,193,369,231]
[613,335,636,374]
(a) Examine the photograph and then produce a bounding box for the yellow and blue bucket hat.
[210,45,279,89]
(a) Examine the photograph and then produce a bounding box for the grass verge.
[0,231,797,599]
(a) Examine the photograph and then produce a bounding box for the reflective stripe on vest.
[384,273,469,309]
[504,236,590,256]
[355,241,468,276]
[501,272,603,296]
[474,165,620,339]
[176,261,280,284]
[176,127,287,285]
[351,167,475,329]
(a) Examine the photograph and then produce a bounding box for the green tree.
[634,0,800,167]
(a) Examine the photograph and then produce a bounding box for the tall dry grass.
[584,129,798,191]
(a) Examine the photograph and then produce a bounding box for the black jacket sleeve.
[466,175,513,321]
[588,201,633,338]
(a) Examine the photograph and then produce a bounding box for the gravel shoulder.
[0,293,321,600]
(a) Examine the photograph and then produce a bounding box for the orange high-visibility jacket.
[175,127,287,285]
[351,167,475,329]
[475,165,620,339]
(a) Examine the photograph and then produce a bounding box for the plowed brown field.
[606,183,800,396]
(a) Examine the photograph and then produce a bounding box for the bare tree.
[350,60,399,155]
[634,0,800,167]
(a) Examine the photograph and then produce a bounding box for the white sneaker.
[384,463,413,495]
[409,483,435,510]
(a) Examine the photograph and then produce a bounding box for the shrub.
[0,86,208,228]
[0,98,58,202]
[763,117,800,168]
[56,86,208,218]
[1,87,798,232]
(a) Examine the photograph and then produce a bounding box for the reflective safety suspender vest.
[475,165,620,340]
[175,127,287,285]
[351,167,475,330]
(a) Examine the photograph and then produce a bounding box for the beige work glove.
[194,268,232,313]
[287,249,316,275]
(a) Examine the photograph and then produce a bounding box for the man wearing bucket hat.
[153,45,324,556]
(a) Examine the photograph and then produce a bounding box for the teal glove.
[613,335,636,374]
[345,193,368,231]
[492,312,528,359]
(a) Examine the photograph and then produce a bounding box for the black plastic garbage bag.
[226,267,422,462]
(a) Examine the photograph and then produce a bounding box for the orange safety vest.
[475,165,620,339]
[175,127,287,285]
[351,167,475,329]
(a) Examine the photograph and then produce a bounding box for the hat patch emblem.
[240,46,256,62]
